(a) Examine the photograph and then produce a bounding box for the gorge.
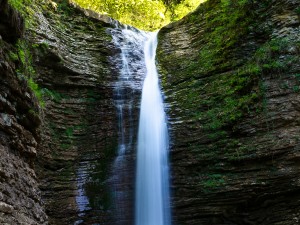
[0,0,300,224]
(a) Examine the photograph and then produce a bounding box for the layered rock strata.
[2,0,300,224]
[30,4,117,225]
[0,1,47,224]
[157,0,300,224]
[29,2,142,224]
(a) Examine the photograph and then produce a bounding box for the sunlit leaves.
[170,0,205,21]
[72,0,204,30]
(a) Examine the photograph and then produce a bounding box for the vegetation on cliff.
[159,0,300,135]
[157,0,300,223]
[72,0,205,30]
[8,0,123,223]
[2,0,300,224]
[6,0,47,106]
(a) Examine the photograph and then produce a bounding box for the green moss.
[202,174,225,189]
[173,0,264,80]
[84,145,116,209]
[292,74,300,92]
[60,142,72,150]
[86,89,98,103]
[8,51,19,61]
[157,0,300,169]
[195,63,260,131]
[8,0,28,12]
[8,40,45,107]
[255,38,290,71]
[58,126,76,150]
[200,38,298,131]
[65,127,74,138]
[43,89,64,103]
[8,0,37,28]
[32,42,49,50]
[17,40,44,107]
[57,0,70,12]
[158,0,267,133]
[43,88,73,103]
[28,78,44,107]
[296,7,300,15]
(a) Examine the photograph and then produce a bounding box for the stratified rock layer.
[0,1,47,224]
[2,0,300,224]
[1,0,142,223]
[157,0,300,224]
[29,4,119,225]
[28,2,142,224]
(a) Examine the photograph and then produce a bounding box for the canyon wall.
[157,0,300,224]
[1,0,139,224]
[29,2,127,224]
[1,0,300,224]
[0,0,47,224]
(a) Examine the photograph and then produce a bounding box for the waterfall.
[109,26,171,225]
[136,32,171,225]
[109,26,147,224]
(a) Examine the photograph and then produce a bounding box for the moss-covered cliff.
[27,2,123,224]
[0,0,47,224]
[1,0,300,224]
[157,0,300,224]
[1,0,124,224]
[1,0,147,223]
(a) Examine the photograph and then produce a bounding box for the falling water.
[109,26,147,224]
[109,26,171,224]
[136,32,171,225]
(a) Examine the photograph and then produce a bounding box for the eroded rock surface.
[0,1,47,224]
[29,4,119,225]
[28,1,143,224]
[157,0,300,224]
[1,0,146,223]
[2,0,300,224]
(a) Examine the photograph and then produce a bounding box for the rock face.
[29,3,120,225]
[1,0,300,224]
[1,0,144,223]
[0,1,47,224]
[27,2,142,224]
[1,0,138,223]
[157,0,300,224]
[0,0,24,43]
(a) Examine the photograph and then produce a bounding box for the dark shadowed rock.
[0,0,24,43]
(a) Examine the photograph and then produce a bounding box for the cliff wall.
[1,0,300,224]
[27,1,143,224]
[1,0,130,224]
[157,0,300,224]
[29,3,120,224]
[0,0,47,224]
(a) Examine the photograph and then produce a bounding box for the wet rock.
[0,0,24,43]
[25,1,129,224]
[0,113,12,127]
[157,0,300,224]
[0,202,13,214]
[0,1,47,224]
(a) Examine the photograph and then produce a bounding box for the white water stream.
[110,26,147,224]
[110,26,171,224]
[135,32,171,225]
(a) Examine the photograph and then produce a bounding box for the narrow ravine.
[2,1,300,225]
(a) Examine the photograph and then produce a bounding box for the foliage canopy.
[72,0,206,30]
